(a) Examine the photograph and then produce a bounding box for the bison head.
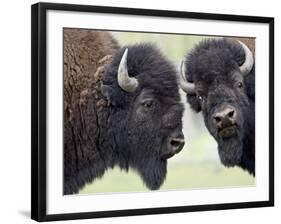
[179,38,254,167]
[101,44,185,190]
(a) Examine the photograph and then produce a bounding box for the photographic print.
[31,2,274,222]
[63,29,256,195]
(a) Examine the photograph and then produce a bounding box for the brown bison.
[64,29,185,194]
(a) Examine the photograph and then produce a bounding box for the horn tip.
[180,60,184,70]
[180,59,187,82]
[124,48,128,56]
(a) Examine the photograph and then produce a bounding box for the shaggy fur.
[64,29,184,194]
[184,38,255,175]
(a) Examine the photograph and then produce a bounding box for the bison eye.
[197,95,203,101]
[142,100,153,108]
[237,82,243,89]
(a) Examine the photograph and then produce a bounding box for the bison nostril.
[213,116,221,123]
[170,138,185,153]
[162,136,184,160]
[171,139,183,148]
[213,106,237,126]
[227,110,235,118]
[213,106,237,131]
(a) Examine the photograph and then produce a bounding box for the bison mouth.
[218,124,238,139]
[161,143,184,160]
[161,152,177,160]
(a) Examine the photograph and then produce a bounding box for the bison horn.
[238,40,254,75]
[117,48,138,93]
[178,60,196,94]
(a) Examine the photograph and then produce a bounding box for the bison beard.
[140,161,167,190]
[217,132,243,167]
[64,29,184,194]
[133,158,167,190]
[125,134,167,190]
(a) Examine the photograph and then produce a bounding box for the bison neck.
[239,135,255,175]
[239,102,255,175]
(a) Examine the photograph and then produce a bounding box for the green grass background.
[79,31,255,195]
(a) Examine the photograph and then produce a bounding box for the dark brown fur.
[63,29,119,194]
[184,37,255,175]
[64,29,119,112]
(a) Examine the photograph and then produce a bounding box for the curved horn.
[178,60,196,94]
[117,48,138,92]
[238,40,254,75]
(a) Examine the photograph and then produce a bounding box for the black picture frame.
[31,2,274,222]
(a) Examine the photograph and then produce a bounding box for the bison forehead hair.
[185,38,247,83]
[103,44,181,105]
[182,38,255,175]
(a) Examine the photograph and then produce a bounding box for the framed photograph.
[31,2,274,222]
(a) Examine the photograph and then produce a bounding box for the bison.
[64,29,185,194]
[178,38,255,175]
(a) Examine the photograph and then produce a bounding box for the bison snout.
[213,105,237,132]
[162,132,185,160]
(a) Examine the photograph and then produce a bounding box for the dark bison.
[64,29,185,194]
[179,38,255,175]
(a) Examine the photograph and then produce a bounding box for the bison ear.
[186,94,202,112]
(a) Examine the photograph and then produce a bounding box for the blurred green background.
[79,31,255,195]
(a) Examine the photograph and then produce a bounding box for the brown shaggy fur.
[63,28,119,116]
[63,29,120,193]
[63,29,184,194]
